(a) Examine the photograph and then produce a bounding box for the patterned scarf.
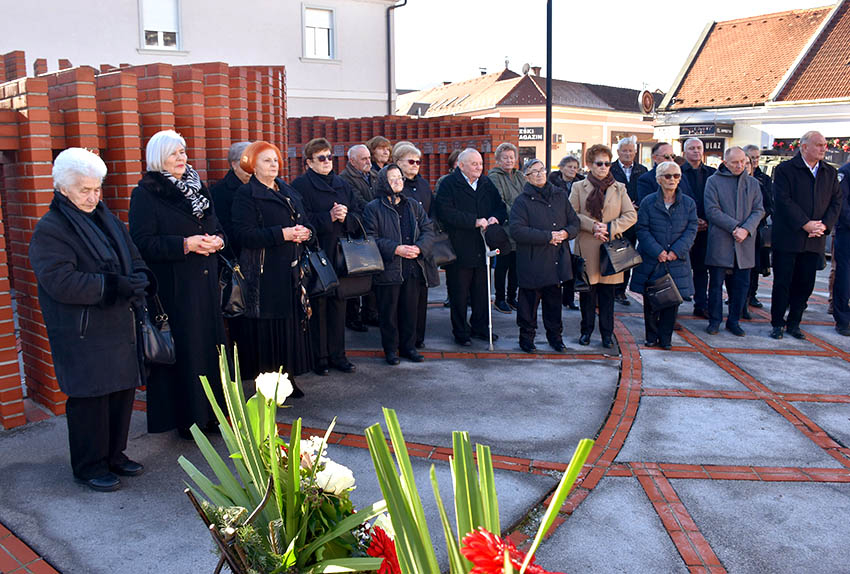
[585,172,615,222]
[161,164,208,218]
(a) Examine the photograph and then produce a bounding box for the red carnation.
[367,526,400,574]
[460,528,564,574]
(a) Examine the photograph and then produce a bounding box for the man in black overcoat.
[680,138,716,317]
[610,136,648,305]
[769,131,843,339]
[832,161,850,336]
[434,148,507,345]
[209,141,251,258]
[743,144,774,308]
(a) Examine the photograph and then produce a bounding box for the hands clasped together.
[803,220,827,238]
[185,234,224,256]
[330,202,348,223]
[550,229,569,246]
[474,217,500,229]
[283,224,311,243]
[394,244,421,259]
[592,221,609,242]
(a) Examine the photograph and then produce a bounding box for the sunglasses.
[312,154,332,163]
[594,161,612,167]
[661,173,681,180]
[406,159,421,166]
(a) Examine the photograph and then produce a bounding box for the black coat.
[30,195,149,398]
[209,169,243,258]
[510,182,580,290]
[681,162,716,220]
[753,167,774,218]
[129,172,226,432]
[403,173,433,216]
[434,168,507,268]
[232,176,313,319]
[339,163,376,205]
[837,162,850,231]
[610,160,648,204]
[772,153,843,253]
[363,194,436,286]
[291,168,364,260]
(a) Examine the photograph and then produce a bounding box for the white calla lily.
[254,371,293,406]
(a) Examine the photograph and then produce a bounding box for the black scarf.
[53,191,132,275]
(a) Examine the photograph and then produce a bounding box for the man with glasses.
[637,142,684,204]
[434,148,507,346]
[610,136,648,306]
[703,147,764,336]
[680,138,716,318]
[769,131,842,340]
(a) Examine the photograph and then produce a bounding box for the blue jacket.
[630,190,698,297]
[837,162,850,231]
[637,166,692,205]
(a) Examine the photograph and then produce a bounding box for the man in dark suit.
[610,136,648,306]
[434,148,507,346]
[769,131,843,339]
[209,141,252,258]
[832,161,850,336]
[681,138,716,317]
[637,142,678,204]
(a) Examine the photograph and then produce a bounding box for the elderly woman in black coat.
[129,129,227,439]
[291,138,364,375]
[231,142,313,395]
[630,161,698,349]
[363,164,436,365]
[510,159,580,353]
[30,148,150,491]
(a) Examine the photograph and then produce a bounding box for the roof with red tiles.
[777,1,850,101]
[666,6,833,110]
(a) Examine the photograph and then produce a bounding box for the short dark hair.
[585,144,612,165]
[447,149,461,169]
[304,138,331,160]
[651,141,671,155]
[366,136,391,157]
[559,155,580,169]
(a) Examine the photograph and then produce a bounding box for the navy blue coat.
[637,166,692,205]
[510,182,580,290]
[630,190,698,297]
[836,162,850,231]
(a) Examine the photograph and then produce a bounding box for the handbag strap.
[345,213,368,241]
[151,293,169,323]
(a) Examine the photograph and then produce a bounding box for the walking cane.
[480,228,500,351]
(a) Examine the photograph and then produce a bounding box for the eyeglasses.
[406,159,421,166]
[661,173,681,180]
[526,169,546,176]
[313,154,332,163]
[594,161,612,167]
[658,154,675,160]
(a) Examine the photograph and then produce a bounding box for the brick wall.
[287,115,520,186]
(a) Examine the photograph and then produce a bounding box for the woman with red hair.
[231,141,314,396]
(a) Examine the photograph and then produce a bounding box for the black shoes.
[507,299,518,311]
[494,300,512,314]
[330,359,356,373]
[363,314,380,327]
[75,473,121,492]
[415,341,425,349]
[346,320,368,333]
[615,293,631,306]
[471,332,498,342]
[385,352,400,366]
[548,339,566,352]
[578,333,591,346]
[519,340,537,353]
[110,460,144,477]
[455,337,472,347]
[786,326,806,340]
[742,307,752,320]
[314,362,330,376]
[565,302,579,310]
[725,324,746,337]
[659,341,672,350]
[769,326,784,340]
[645,338,659,347]
[290,380,305,398]
[601,336,615,349]
[400,349,425,363]
[705,324,720,335]
[749,296,763,308]
[836,325,850,336]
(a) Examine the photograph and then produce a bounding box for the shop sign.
[519,127,544,141]
[679,124,734,137]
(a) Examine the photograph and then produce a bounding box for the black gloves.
[116,272,149,299]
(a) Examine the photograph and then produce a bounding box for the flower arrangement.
[178,346,386,573]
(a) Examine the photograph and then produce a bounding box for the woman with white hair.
[30,148,152,491]
[129,129,227,439]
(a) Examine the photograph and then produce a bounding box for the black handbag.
[336,215,384,276]
[335,275,373,300]
[141,294,176,365]
[218,254,247,318]
[600,236,642,276]
[301,246,339,297]
[572,254,591,293]
[644,263,683,310]
[431,226,457,267]
[760,224,772,249]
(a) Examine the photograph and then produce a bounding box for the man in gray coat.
[703,147,765,336]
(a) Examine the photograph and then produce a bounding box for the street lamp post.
[545,0,553,172]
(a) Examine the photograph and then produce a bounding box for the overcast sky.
[394,0,830,93]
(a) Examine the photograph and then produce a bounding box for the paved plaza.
[0,269,848,573]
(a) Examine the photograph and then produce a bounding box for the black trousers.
[691,231,709,310]
[615,269,631,297]
[709,265,750,328]
[771,250,820,329]
[375,277,422,354]
[66,387,136,479]
[346,291,378,324]
[415,285,428,346]
[446,264,489,340]
[309,294,347,364]
[643,300,679,346]
[494,251,517,303]
[517,284,563,344]
[580,283,615,338]
[562,280,575,305]
[833,228,850,328]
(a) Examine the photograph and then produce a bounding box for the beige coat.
[569,179,638,285]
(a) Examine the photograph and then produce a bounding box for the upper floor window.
[304,7,335,59]
[141,0,180,50]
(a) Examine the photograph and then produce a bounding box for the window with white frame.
[304,7,335,59]
[141,0,180,50]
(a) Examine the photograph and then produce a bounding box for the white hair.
[495,142,518,160]
[617,136,637,147]
[347,144,369,160]
[457,147,480,163]
[227,141,251,164]
[655,161,681,181]
[145,129,186,172]
[53,148,107,190]
[742,144,759,154]
[800,131,822,145]
[392,143,421,162]
[683,137,704,150]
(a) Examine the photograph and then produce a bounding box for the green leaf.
[303,557,385,573]
[302,499,387,560]
[520,438,594,573]
[177,455,232,508]
[285,418,302,551]
[451,431,484,547]
[186,423,254,510]
[476,444,500,534]
[430,466,469,574]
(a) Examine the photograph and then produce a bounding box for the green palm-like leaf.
[430,466,469,574]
